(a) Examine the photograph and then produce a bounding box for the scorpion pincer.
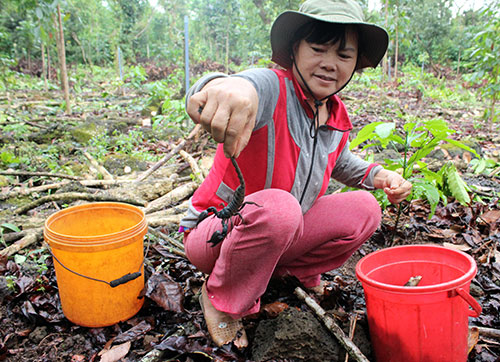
[196,156,259,247]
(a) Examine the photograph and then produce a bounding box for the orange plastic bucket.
[356,244,482,362]
[44,202,147,327]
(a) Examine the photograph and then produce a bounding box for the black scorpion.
[196,156,259,247]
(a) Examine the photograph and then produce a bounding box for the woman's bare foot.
[200,282,248,349]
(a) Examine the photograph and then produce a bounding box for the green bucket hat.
[270,0,389,70]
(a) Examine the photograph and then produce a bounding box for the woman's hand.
[186,77,258,158]
[373,169,413,204]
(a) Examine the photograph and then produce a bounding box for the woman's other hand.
[186,77,258,158]
[373,169,413,204]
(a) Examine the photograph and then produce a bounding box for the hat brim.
[270,11,389,70]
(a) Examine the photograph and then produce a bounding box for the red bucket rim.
[355,244,477,293]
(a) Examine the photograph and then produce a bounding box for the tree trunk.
[47,46,51,81]
[72,32,91,67]
[54,5,71,114]
[251,0,271,25]
[489,96,497,126]
[382,0,389,80]
[394,10,399,85]
[225,26,229,73]
[41,42,47,91]
[489,68,498,127]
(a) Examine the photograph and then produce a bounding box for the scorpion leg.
[197,206,219,225]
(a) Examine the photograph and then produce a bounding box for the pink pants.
[184,189,381,319]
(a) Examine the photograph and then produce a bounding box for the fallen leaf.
[443,242,471,252]
[16,329,32,337]
[468,327,479,354]
[481,210,500,224]
[262,302,289,317]
[145,272,184,313]
[113,320,152,344]
[187,330,205,339]
[462,233,479,247]
[427,228,459,239]
[99,341,131,362]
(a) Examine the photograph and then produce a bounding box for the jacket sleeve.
[330,142,383,189]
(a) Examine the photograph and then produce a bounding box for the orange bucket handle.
[48,246,143,288]
[45,238,149,288]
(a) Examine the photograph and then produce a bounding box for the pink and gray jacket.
[179,68,382,230]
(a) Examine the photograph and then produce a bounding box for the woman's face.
[292,27,358,101]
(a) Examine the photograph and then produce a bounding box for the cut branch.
[0,179,152,201]
[14,192,146,215]
[145,181,198,214]
[0,228,43,257]
[146,213,184,228]
[83,151,114,180]
[476,326,500,339]
[179,150,204,184]
[294,287,370,362]
[137,124,202,182]
[148,227,186,258]
[0,170,81,180]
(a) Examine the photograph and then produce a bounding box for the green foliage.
[143,70,188,131]
[350,67,383,91]
[5,275,17,292]
[112,127,144,155]
[351,116,479,217]
[88,132,112,160]
[0,0,494,75]
[469,158,500,176]
[88,126,158,162]
[125,65,147,89]
[1,223,21,246]
[465,5,500,123]
[3,123,30,139]
[389,0,452,66]
[0,150,21,167]
[11,247,50,288]
[442,162,470,205]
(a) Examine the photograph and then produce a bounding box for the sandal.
[199,282,248,348]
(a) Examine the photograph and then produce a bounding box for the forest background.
[1,0,499,114]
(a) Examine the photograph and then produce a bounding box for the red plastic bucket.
[355,244,481,362]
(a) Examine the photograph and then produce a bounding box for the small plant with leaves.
[125,65,148,89]
[351,116,479,218]
[5,275,17,293]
